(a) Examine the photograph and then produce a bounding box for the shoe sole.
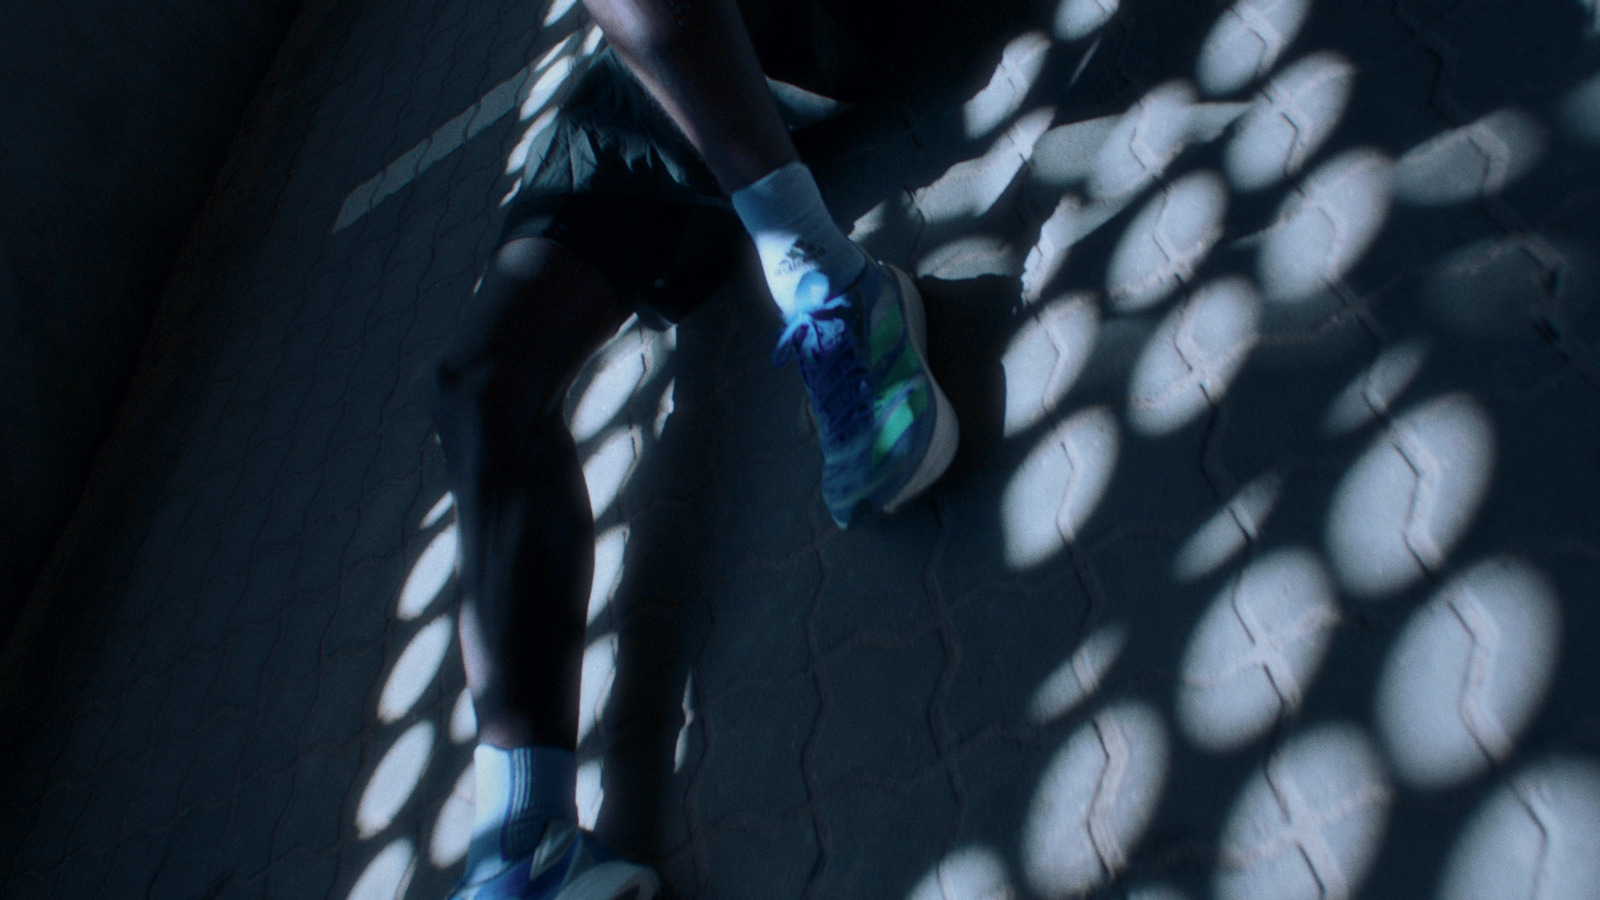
[555,861,660,900]
[879,264,959,515]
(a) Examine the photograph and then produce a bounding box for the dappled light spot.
[1107,171,1228,312]
[1259,149,1393,302]
[963,31,1051,138]
[429,764,474,867]
[1030,116,1119,189]
[1127,887,1188,900]
[398,523,458,621]
[543,0,581,26]
[1217,723,1389,900]
[357,721,437,839]
[1226,53,1354,191]
[347,838,414,900]
[1424,235,1587,337]
[378,614,455,724]
[1055,0,1120,41]
[1021,197,1086,304]
[584,427,640,521]
[1179,548,1338,752]
[1560,71,1600,145]
[1197,0,1312,96]
[1129,277,1260,436]
[917,234,1021,282]
[1438,758,1600,900]
[1376,557,1560,790]
[1001,407,1120,568]
[1023,701,1168,896]
[421,492,455,529]
[1174,473,1283,581]
[520,36,584,122]
[1394,109,1546,206]
[1028,624,1127,725]
[1091,81,1197,200]
[916,108,1056,225]
[674,674,697,774]
[653,377,675,438]
[578,634,619,746]
[1003,294,1099,436]
[449,687,476,744]
[570,325,649,443]
[1326,394,1495,599]
[588,526,628,626]
[907,845,1014,900]
[577,759,605,830]
[1322,340,1428,438]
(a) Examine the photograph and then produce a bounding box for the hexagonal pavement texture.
[4,0,1600,897]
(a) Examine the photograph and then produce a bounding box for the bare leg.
[433,236,630,750]
[582,0,798,192]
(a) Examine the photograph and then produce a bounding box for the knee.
[436,238,620,421]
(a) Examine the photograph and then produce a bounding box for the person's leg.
[581,0,959,527]
[433,235,642,896]
[581,0,796,193]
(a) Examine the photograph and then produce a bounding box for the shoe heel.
[882,265,960,513]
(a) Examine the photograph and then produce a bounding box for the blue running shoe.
[774,261,959,527]
[447,820,659,900]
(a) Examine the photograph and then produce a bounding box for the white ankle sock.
[730,161,867,317]
[464,744,576,884]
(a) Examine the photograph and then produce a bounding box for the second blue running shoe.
[774,261,959,527]
[447,820,659,900]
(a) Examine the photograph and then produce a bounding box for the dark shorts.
[498,46,749,326]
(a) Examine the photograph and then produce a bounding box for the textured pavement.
[4,0,1600,897]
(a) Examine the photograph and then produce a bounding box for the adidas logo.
[776,240,825,275]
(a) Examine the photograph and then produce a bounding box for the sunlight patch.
[1091,81,1196,200]
[1197,0,1312,96]
[1326,394,1495,599]
[570,328,649,443]
[1376,557,1560,789]
[357,722,437,839]
[378,614,455,724]
[449,687,477,744]
[1393,109,1546,206]
[1178,549,1337,753]
[420,492,455,529]
[1173,473,1283,581]
[1438,758,1600,900]
[584,427,640,521]
[1217,723,1389,900]
[915,108,1055,224]
[1107,171,1227,312]
[1055,0,1120,40]
[1226,53,1354,191]
[1129,277,1260,436]
[1003,294,1099,436]
[1023,701,1168,896]
[1322,341,1428,437]
[1021,196,1086,304]
[398,524,458,621]
[1259,149,1393,302]
[429,764,474,867]
[577,759,605,830]
[578,634,619,747]
[963,31,1051,138]
[1028,624,1128,725]
[347,838,415,900]
[588,526,629,626]
[907,845,1015,900]
[1001,407,1119,568]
